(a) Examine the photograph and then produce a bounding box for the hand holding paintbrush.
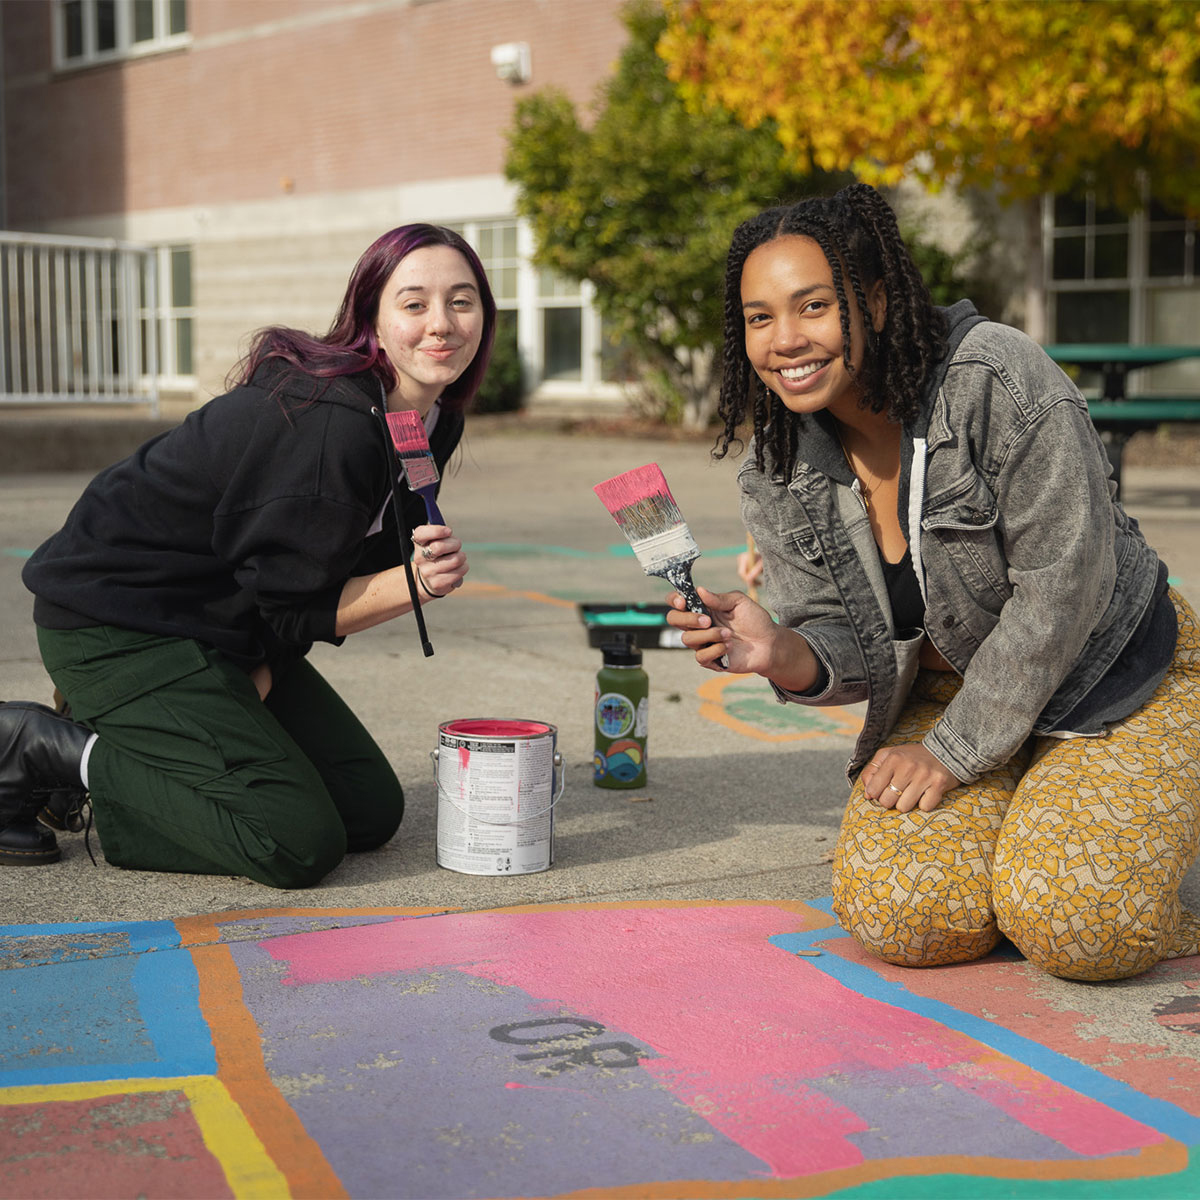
[593,463,728,670]
[372,406,466,655]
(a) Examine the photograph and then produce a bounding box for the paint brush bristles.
[385,410,444,524]
[593,464,700,574]
[594,463,727,669]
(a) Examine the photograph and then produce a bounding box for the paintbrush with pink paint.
[370,405,435,656]
[594,462,727,669]
[385,409,445,525]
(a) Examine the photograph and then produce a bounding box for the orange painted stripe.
[697,673,863,743]
[191,941,347,1199]
[181,907,454,1197]
[460,580,577,609]
[176,906,454,948]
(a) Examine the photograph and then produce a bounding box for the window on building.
[1046,184,1200,394]
[56,0,188,69]
[474,221,519,312]
[537,267,583,382]
[456,217,620,395]
[141,245,193,379]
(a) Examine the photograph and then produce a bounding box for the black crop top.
[880,545,925,634]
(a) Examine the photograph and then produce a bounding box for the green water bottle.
[594,633,648,789]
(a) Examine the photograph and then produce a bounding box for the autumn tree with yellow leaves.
[659,0,1200,218]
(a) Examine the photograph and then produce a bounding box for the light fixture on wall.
[490,41,531,85]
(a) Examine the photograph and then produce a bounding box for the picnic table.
[1044,343,1200,402]
[1044,343,1200,494]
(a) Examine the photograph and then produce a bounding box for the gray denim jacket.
[739,302,1163,784]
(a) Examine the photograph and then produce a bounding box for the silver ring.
[887,783,903,795]
[421,546,435,561]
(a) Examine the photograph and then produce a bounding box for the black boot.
[0,701,92,866]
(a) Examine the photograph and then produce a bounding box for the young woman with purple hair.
[4,224,497,885]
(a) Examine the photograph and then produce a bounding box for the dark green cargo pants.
[36,625,404,887]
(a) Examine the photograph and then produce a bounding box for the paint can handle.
[429,750,565,824]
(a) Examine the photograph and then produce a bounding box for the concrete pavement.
[2,421,1199,1198]
[2,422,1198,921]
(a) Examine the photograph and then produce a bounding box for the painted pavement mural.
[3,900,1199,1198]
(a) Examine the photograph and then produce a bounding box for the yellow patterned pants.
[832,591,1200,981]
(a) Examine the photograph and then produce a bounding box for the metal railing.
[0,231,159,414]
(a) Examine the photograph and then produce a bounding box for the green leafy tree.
[505,0,848,426]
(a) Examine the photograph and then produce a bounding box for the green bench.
[1086,395,1200,494]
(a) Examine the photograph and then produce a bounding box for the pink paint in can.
[431,718,563,875]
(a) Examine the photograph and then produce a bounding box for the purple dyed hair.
[234,224,497,412]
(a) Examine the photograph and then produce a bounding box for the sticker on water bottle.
[596,692,635,738]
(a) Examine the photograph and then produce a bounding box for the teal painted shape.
[822,1154,1200,1198]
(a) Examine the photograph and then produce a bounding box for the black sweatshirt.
[23,361,462,670]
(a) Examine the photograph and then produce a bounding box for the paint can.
[431,718,564,875]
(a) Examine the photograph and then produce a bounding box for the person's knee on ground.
[992,831,1187,982]
[832,800,1001,968]
[992,879,1166,981]
[246,821,349,889]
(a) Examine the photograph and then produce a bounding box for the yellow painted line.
[0,1075,288,1199]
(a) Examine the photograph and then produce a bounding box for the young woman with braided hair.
[668,183,1200,981]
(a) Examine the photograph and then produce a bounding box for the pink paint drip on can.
[431,718,563,875]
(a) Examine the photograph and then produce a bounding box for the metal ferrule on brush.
[628,525,701,575]
[400,454,439,491]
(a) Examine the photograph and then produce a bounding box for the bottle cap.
[600,632,642,667]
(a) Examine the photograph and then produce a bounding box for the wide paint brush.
[385,409,444,524]
[371,406,434,657]
[594,463,727,670]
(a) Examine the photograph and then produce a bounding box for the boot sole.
[0,844,62,865]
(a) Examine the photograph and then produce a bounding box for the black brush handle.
[660,562,728,671]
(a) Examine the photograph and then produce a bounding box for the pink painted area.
[259,904,1161,1178]
[831,935,1200,1120]
[443,719,551,737]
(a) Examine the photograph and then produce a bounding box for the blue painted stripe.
[0,920,214,1087]
[1,919,181,948]
[772,913,1200,1145]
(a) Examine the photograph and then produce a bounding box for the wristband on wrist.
[416,568,445,600]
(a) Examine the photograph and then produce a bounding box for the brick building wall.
[2,0,629,407]
[5,0,625,221]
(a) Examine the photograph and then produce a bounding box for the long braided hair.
[715,184,947,477]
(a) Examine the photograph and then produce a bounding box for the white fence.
[0,231,159,413]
